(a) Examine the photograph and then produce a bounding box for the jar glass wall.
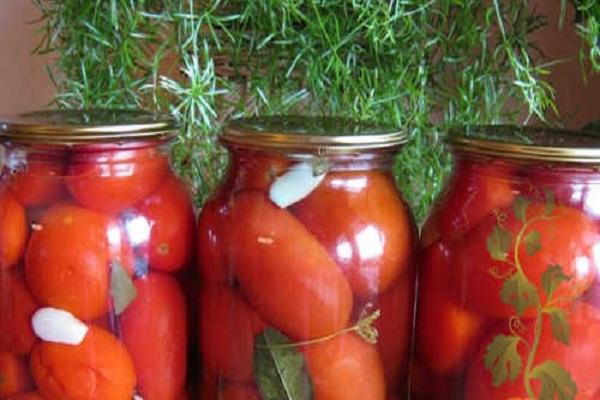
[0,110,195,400]
[413,126,600,400]
[197,117,417,400]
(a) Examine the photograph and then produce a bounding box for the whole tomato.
[451,202,599,318]
[120,272,188,400]
[302,333,386,400]
[465,302,600,400]
[133,175,195,273]
[25,204,110,320]
[416,241,484,374]
[66,145,168,214]
[9,160,65,207]
[0,191,27,270]
[292,171,414,297]
[0,351,33,398]
[228,191,353,340]
[199,286,264,382]
[0,270,37,355]
[30,326,136,400]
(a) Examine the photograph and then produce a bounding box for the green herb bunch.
[32,0,600,221]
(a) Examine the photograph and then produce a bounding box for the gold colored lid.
[222,116,407,154]
[449,125,600,164]
[0,109,178,145]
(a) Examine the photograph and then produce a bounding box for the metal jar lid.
[0,109,178,145]
[449,125,600,164]
[221,116,407,154]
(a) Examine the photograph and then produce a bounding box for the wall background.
[0,1,597,126]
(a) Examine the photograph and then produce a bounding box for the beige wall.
[0,2,597,125]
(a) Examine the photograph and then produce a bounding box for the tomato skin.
[199,286,264,383]
[292,171,414,297]
[66,147,168,214]
[134,175,195,273]
[6,392,46,400]
[416,241,484,374]
[0,352,33,397]
[435,161,515,242]
[0,271,37,355]
[228,191,353,340]
[25,204,110,320]
[302,333,386,400]
[465,303,600,400]
[120,273,188,400]
[219,383,262,400]
[30,326,136,400]
[9,161,65,207]
[197,192,232,286]
[451,203,599,318]
[0,192,27,270]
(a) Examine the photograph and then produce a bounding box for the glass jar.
[197,117,417,399]
[414,126,600,400]
[0,110,195,400]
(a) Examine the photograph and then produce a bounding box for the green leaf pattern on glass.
[483,188,578,399]
[254,328,313,400]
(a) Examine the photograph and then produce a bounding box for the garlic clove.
[269,162,326,208]
[31,307,89,346]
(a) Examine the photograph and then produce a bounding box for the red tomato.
[9,161,65,207]
[372,274,414,390]
[0,271,37,355]
[0,352,33,397]
[120,273,188,400]
[465,302,600,400]
[436,160,515,242]
[410,358,462,400]
[302,333,386,400]
[25,204,110,320]
[228,191,353,340]
[199,286,264,382]
[0,191,27,269]
[229,151,291,192]
[292,171,414,297]
[134,175,195,272]
[30,326,136,400]
[451,203,599,318]
[416,241,484,374]
[66,146,168,213]
[6,392,46,400]
[197,192,233,286]
[219,383,262,400]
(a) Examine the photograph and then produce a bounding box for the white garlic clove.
[269,162,326,208]
[31,307,89,346]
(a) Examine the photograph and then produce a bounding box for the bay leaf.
[110,260,137,315]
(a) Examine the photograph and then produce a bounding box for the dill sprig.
[32,0,600,221]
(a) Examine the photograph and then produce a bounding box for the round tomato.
[302,333,386,400]
[436,160,515,242]
[0,191,27,270]
[291,171,414,297]
[9,161,65,207]
[230,151,291,192]
[0,352,33,397]
[199,286,264,382]
[134,175,195,273]
[197,191,233,286]
[120,272,187,400]
[451,203,599,318]
[465,302,600,400]
[228,191,353,340]
[25,204,110,320]
[30,326,136,400]
[66,146,168,214]
[220,384,262,400]
[417,241,484,374]
[0,271,37,355]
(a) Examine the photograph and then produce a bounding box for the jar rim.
[221,116,407,154]
[0,109,178,145]
[449,125,600,164]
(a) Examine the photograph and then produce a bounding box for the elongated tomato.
[228,191,353,340]
[302,333,385,400]
[0,352,33,397]
[292,171,413,297]
[0,271,37,354]
[0,192,27,270]
[120,273,187,400]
